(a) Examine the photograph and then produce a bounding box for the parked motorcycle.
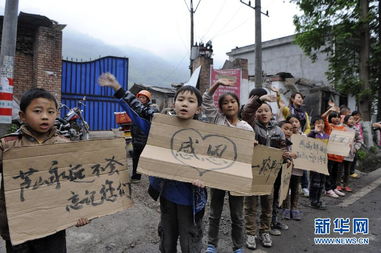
[56,96,90,141]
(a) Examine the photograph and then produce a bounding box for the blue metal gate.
[61,56,128,130]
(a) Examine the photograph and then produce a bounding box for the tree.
[291,0,381,121]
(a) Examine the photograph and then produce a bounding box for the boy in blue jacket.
[99,73,207,253]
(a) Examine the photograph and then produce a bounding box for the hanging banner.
[210,68,241,108]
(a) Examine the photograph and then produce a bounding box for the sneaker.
[272,221,289,230]
[336,185,343,191]
[206,244,217,253]
[260,232,272,247]
[282,209,291,220]
[302,188,310,197]
[269,228,281,236]
[334,188,346,196]
[326,189,339,198]
[343,186,352,192]
[291,210,302,221]
[350,173,360,179]
[245,235,257,250]
[311,201,327,210]
[233,248,244,253]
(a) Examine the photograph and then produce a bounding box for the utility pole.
[184,0,202,75]
[240,0,268,88]
[0,0,19,136]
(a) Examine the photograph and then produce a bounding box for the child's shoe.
[311,201,327,210]
[269,228,281,236]
[343,186,352,192]
[336,185,343,191]
[291,210,302,220]
[334,188,346,196]
[302,188,310,197]
[233,248,244,253]
[282,209,291,220]
[206,244,217,253]
[326,189,339,198]
[245,235,257,250]
[272,221,289,230]
[350,173,360,179]
[260,232,272,247]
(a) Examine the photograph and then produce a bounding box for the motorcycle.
[56,96,90,141]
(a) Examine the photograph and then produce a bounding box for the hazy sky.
[3,0,300,68]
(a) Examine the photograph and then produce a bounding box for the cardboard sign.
[3,138,132,245]
[291,135,329,175]
[278,163,292,204]
[327,130,355,157]
[251,145,284,195]
[138,114,255,195]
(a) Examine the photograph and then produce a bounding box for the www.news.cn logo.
[314,218,370,245]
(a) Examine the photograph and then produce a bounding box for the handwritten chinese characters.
[3,138,132,245]
[291,135,329,175]
[139,114,255,195]
[327,130,355,157]
[171,128,237,175]
[251,145,284,195]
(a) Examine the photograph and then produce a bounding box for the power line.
[199,0,227,42]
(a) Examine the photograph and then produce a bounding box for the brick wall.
[192,56,213,94]
[33,26,62,102]
[13,52,33,101]
[7,23,63,104]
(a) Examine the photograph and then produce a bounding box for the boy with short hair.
[0,88,88,253]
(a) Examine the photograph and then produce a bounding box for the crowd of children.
[97,74,366,252]
[0,74,367,253]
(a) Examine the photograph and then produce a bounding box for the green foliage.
[7,124,19,134]
[356,148,367,161]
[291,0,380,112]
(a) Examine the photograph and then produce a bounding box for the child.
[241,90,287,249]
[202,79,253,253]
[0,88,88,253]
[341,115,362,192]
[350,111,364,178]
[322,107,347,198]
[98,75,207,253]
[307,117,330,209]
[283,115,304,220]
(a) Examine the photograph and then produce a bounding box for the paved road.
[1,167,380,253]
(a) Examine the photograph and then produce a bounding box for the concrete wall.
[227,35,330,86]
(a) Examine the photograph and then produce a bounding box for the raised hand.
[259,94,277,103]
[98,73,121,91]
[214,78,235,87]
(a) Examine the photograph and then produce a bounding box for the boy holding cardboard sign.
[98,74,207,253]
[0,88,88,252]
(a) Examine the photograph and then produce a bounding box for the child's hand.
[260,94,277,103]
[270,86,280,94]
[75,217,89,227]
[98,73,121,91]
[192,179,205,188]
[214,78,234,87]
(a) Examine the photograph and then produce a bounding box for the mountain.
[62,30,189,87]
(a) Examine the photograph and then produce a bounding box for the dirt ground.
[0,137,378,252]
